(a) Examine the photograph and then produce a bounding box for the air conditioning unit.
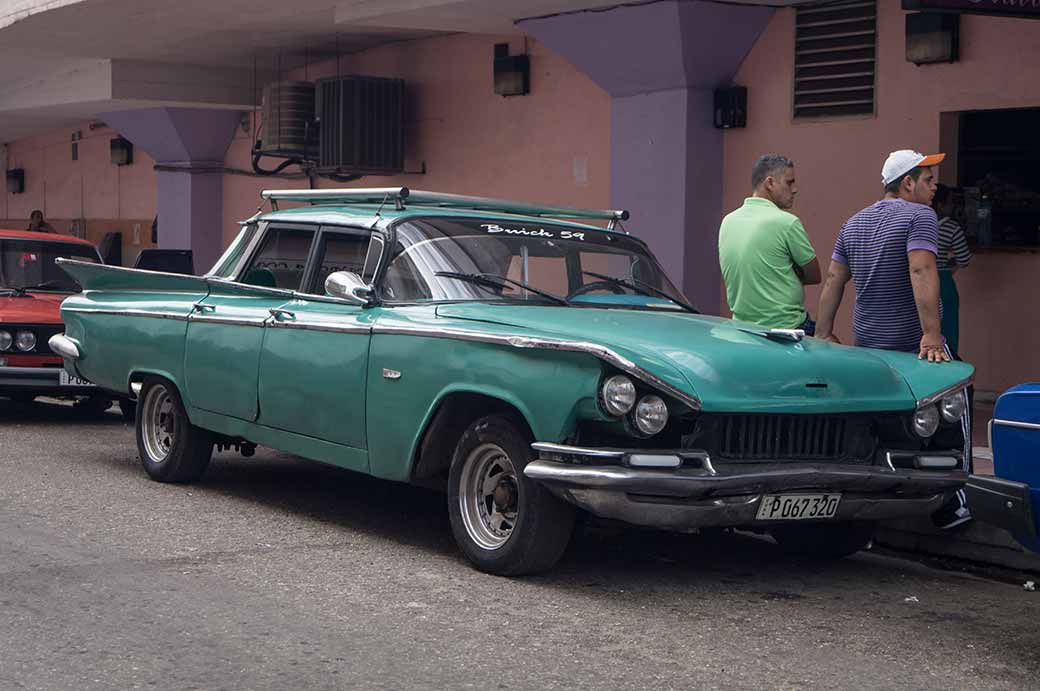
[259,81,317,159]
[316,75,404,176]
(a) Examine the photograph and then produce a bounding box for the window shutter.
[794,0,877,119]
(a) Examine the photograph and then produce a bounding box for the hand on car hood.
[434,305,973,414]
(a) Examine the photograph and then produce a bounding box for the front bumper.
[0,365,97,396]
[525,443,967,530]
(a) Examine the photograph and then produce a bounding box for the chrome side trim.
[916,375,974,408]
[188,315,267,327]
[374,325,701,411]
[47,334,80,360]
[531,442,625,459]
[993,418,1040,432]
[60,308,190,322]
[266,320,371,334]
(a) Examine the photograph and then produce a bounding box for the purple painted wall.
[522,0,772,310]
[101,107,242,271]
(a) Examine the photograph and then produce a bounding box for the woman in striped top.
[933,185,972,355]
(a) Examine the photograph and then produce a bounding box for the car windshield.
[0,238,100,293]
[382,218,689,309]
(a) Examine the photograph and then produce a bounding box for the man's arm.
[815,260,851,343]
[908,249,949,362]
[793,257,822,285]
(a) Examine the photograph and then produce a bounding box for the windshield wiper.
[16,280,66,292]
[581,271,699,314]
[0,286,26,296]
[435,271,569,306]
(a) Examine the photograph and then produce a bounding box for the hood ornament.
[738,327,806,343]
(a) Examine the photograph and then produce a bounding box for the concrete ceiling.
[0,0,803,141]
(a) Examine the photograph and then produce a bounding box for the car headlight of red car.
[0,330,12,351]
[15,330,36,352]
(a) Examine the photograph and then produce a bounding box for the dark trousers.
[797,313,816,336]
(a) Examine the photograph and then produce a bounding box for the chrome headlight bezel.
[15,330,36,352]
[601,374,637,416]
[0,330,11,351]
[912,404,941,438]
[939,391,966,423]
[631,394,669,436]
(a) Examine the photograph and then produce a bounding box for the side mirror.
[325,271,374,305]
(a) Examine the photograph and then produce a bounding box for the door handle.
[269,308,296,321]
[192,303,215,314]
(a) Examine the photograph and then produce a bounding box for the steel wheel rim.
[458,442,520,551]
[141,384,176,463]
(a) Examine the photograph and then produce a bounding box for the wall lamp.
[494,43,530,97]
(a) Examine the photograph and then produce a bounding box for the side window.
[309,231,372,295]
[240,226,316,290]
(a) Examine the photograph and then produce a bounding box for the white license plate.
[756,493,841,521]
[59,370,94,387]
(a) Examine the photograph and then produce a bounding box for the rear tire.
[770,521,876,558]
[448,415,574,576]
[136,378,213,483]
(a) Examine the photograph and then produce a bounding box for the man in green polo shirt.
[718,154,821,333]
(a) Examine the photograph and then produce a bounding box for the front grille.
[718,414,850,461]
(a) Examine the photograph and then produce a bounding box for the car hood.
[434,304,974,413]
[0,292,64,324]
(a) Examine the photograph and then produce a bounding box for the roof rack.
[260,187,630,227]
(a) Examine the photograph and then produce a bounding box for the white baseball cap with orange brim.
[882,150,946,185]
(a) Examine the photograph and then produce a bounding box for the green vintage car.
[51,188,973,575]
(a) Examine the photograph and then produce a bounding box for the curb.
[876,517,1040,573]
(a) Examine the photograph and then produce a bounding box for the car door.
[256,225,381,457]
[183,223,318,421]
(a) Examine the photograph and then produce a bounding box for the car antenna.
[369,191,391,228]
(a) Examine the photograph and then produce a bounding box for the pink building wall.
[723,6,1040,395]
[221,33,611,247]
[0,123,157,258]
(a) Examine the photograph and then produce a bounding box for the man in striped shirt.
[815,150,948,361]
[816,150,971,529]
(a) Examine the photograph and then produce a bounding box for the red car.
[0,229,112,410]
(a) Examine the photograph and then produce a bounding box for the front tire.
[448,415,574,576]
[136,379,213,483]
[770,521,876,558]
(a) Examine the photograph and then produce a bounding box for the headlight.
[940,392,965,423]
[632,395,669,436]
[0,330,11,351]
[912,405,940,438]
[601,375,637,416]
[15,330,36,352]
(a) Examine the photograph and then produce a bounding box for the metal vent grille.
[317,76,404,175]
[719,415,849,460]
[794,0,876,119]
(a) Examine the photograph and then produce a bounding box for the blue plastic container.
[991,383,1040,551]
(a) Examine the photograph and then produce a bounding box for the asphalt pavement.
[2,398,1039,690]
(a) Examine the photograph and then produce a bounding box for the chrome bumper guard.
[47,334,80,360]
[526,443,967,530]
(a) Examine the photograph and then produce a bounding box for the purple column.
[100,108,243,272]
[522,1,772,312]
